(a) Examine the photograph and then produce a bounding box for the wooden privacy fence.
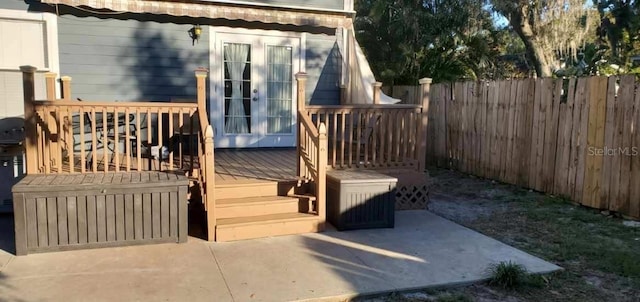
[426,76,640,219]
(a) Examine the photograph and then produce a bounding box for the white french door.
[212,31,301,148]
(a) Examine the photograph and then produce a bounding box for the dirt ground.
[364,168,640,302]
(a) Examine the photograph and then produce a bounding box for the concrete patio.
[0,210,561,302]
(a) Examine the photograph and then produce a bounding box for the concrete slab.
[0,210,561,302]
[0,240,232,302]
[209,211,560,302]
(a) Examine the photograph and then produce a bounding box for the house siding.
[306,33,342,105]
[57,16,209,102]
[204,0,345,11]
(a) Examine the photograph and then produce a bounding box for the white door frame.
[209,27,304,148]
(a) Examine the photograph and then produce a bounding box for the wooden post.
[418,78,432,172]
[195,68,208,115]
[61,76,72,100]
[317,123,328,231]
[204,125,216,241]
[21,66,38,174]
[45,72,57,100]
[296,73,308,178]
[340,84,347,105]
[373,82,383,104]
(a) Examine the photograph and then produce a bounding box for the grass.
[487,261,529,289]
[371,168,640,302]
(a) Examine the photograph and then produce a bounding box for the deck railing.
[296,73,328,230]
[21,66,217,239]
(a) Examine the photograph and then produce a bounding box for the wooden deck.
[214,148,297,185]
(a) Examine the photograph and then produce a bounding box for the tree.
[355,0,508,84]
[490,0,597,77]
[594,0,640,74]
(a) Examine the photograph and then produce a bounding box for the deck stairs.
[213,180,321,242]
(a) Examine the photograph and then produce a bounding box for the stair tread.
[217,195,297,206]
[287,193,317,201]
[217,212,317,227]
[215,179,298,188]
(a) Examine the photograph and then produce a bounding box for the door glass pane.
[223,43,251,134]
[266,45,293,134]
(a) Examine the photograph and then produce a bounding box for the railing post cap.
[195,67,209,77]
[295,72,308,80]
[19,65,37,73]
[61,76,72,81]
[419,78,433,85]
[373,82,383,87]
[44,72,57,78]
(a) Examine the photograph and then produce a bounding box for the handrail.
[298,111,319,139]
[35,100,199,109]
[306,104,421,109]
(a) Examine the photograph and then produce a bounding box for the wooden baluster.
[355,110,362,167]
[386,109,393,167]
[91,109,97,172]
[339,111,346,168]
[394,109,401,165]
[125,108,131,172]
[80,107,86,173]
[157,109,163,171]
[378,109,386,167]
[168,108,174,171]
[44,107,51,174]
[331,110,337,168]
[189,109,195,173]
[114,108,120,172]
[66,108,74,173]
[136,109,142,171]
[347,112,354,168]
[178,109,184,170]
[371,110,378,167]
[102,108,108,173]
[36,107,44,172]
[147,109,152,171]
[56,107,63,173]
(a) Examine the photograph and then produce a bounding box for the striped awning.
[41,0,353,28]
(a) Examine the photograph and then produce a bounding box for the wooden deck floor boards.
[214,149,297,185]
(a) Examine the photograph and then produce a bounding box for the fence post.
[373,82,382,104]
[295,73,308,178]
[418,78,432,172]
[317,123,328,231]
[195,68,208,113]
[21,66,38,174]
[61,76,72,100]
[45,72,56,100]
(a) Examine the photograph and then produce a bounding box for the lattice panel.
[395,184,429,210]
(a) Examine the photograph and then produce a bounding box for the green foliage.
[488,261,529,289]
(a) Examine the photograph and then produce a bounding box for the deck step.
[216,213,320,242]
[216,196,301,219]
[215,180,303,199]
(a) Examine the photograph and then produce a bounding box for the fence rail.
[426,76,640,219]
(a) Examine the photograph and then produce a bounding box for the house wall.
[57,16,209,102]
[306,33,342,105]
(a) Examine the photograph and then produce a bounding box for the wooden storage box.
[12,171,188,255]
[326,170,397,231]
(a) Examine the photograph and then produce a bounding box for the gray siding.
[204,0,344,10]
[0,0,30,10]
[306,33,342,105]
[58,17,209,101]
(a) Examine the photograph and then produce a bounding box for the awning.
[41,0,353,28]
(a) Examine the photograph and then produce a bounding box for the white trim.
[203,0,355,14]
[344,0,354,11]
[0,9,59,77]
[209,27,302,148]
[300,32,307,73]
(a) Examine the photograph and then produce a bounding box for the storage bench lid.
[13,171,189,193]
[327,170,398,184]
